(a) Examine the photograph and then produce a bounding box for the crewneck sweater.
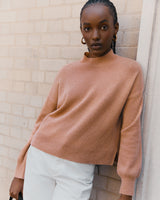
[14,49,144,196]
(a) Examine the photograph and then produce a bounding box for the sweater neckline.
[81,49,117,64]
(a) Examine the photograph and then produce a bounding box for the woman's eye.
[84,27,90,32]
[101,25,108,30]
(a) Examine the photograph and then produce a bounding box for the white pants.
[23,146,95,200]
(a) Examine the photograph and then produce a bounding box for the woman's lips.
[91,43,102,50]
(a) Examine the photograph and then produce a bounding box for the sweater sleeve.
[117,65,144,196]
[14,73,60,179]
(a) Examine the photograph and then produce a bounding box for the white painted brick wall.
[11,22,34,34]
[16,10,29,21]
[41,33,70,45]
[40,59,67,71]
[63,18,80,31]
[24,82,37,94]
[0,58,12,68]
[12,71,31,82]
[0,91,6,101]
[9,47,35,57]
[0,0,11,10]
[28,34,41,46]
[0,47,9,56]
[0,102,11,113]
[11,104,23,116]
[126,0,143,13]
[48,20,63,32]
[11,0,36,9]
[0,125,10,136]
[10,127,23,139]
[43,6,71,19]
[15,35,27,46]
[0,0,143,199]
[32,71,45,82]
[50,0,65,6]
[72,4,84,17]
[23,106,36,118]
[37,83,52,96]
[0,113,5,123]
[0,11,16,22]
[47,47,61,59]
[30,96,43,107]
[12,82,25,92]
[36,0,50,7]
[0,24,10,34]
[29,8,42,20]
[35,21,48,33]
[45,71,58,83]
[0,35,15,45]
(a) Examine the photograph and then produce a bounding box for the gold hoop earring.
[81,37,86,45]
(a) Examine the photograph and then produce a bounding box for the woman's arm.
[117,65,144,196]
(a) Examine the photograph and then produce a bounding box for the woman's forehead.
[81,4,113,24]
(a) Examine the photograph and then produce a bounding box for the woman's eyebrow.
[83,22,91,26]
[99,19,108,23]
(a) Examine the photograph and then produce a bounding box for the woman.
[9,0,144,200]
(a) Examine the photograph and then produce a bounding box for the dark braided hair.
[80,0,118,54]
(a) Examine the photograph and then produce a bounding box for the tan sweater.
[14,49,144,196]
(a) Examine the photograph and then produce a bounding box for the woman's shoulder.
[115,53,143,74]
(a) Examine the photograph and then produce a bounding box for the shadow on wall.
[90,159,121,200]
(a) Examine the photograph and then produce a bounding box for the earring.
[113,35,117,42]
[81,37,86,44]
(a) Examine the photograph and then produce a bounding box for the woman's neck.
[87,48,112,58]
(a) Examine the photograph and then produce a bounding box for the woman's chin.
[89,51,107,58]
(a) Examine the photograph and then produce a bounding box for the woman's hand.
[118,194,132,200]
[9,177,24,200]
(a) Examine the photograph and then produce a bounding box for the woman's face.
[80,4,119,58]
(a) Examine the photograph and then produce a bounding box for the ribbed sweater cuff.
[119,177,136,196]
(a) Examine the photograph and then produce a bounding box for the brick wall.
[0,0,143,199]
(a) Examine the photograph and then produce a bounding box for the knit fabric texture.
[14,49,144,196]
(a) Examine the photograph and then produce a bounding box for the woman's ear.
[114,22,119,35]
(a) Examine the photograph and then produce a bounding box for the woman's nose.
[92,29,100,41]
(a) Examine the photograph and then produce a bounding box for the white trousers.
[23,146,95,200]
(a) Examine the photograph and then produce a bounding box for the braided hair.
[80,0,118,54]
